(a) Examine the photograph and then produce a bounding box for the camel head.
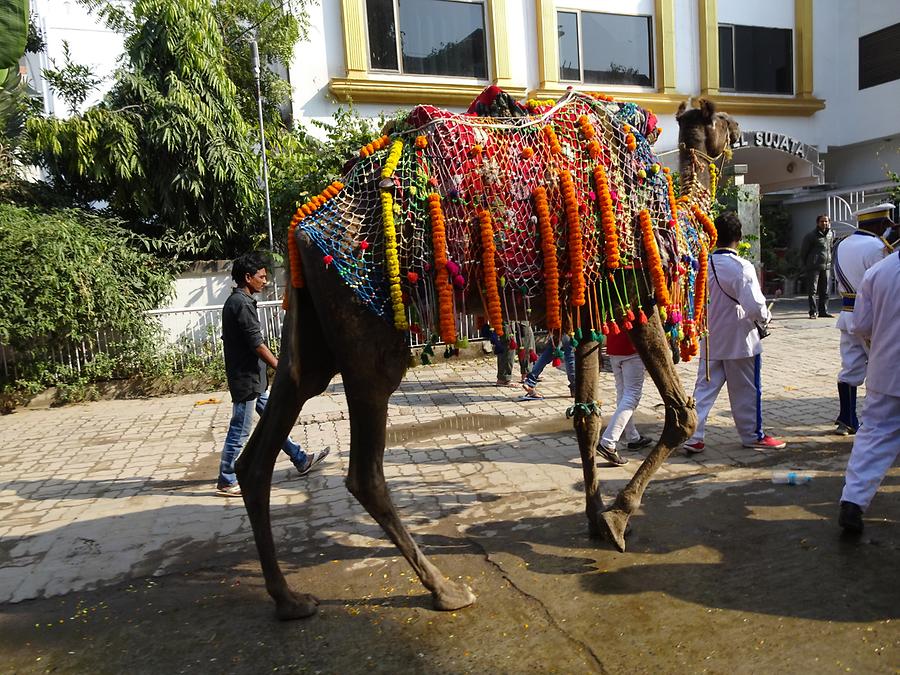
[676,98,740,158]
[676,98,739,195]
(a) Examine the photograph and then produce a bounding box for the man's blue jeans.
[217,389,307,487]
[525,334,575,389]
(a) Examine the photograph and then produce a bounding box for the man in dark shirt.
[799,214,835,319]
[216,252,329,496]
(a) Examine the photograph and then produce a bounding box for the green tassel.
[574,327,583,340]
[571,338,579,348]
[423,344,434,356]
[456,338,469,349]
[421,353,431,365]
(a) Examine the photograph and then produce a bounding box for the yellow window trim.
[535,0,683,105]
[699,0,825,116]
[331,0,524,106]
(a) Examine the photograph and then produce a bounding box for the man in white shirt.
[832,203,895,435]
[838,249,900,534]
[684,211,787,454]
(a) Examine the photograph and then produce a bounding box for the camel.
[234,91,740,620]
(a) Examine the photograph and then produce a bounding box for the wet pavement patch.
[386,414,525,445]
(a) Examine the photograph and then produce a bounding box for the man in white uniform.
[832,203,895,435]
[684,211,787,454]
[838,248,900,534]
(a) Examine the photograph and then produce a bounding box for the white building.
[28,0,900,263]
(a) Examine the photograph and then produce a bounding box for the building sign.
[732,130,820,163]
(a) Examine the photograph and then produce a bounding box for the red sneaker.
[744,435,787,449]
[683,441,705,454]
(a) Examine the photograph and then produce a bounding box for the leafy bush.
[0,204,177,400]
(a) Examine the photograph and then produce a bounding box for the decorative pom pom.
[359,240,369,251]
[509,338,518,350]
[407,271,419,284]
[639,309,648,324]
[323,254,333,267]
[529,350,538,362]
[552,357,562,368]
[453,274,466,289]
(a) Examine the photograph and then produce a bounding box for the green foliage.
[0,203,175,350]
[268,106,383,248]
[27,0,265,258]
[211,0,309,127]
[0,67,41,189]
[0,0,29,75]
[888,169,900,204]
[42,41,102,114]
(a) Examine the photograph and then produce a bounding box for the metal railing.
[1,300,486,379]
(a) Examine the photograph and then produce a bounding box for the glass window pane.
[398,0,487,78]
[580,13,653,86]
[734,26,793,94]
[718,25,734,89]
[367,0,399,71]
[558,11,580,81]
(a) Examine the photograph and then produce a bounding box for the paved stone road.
[0,300,886,606]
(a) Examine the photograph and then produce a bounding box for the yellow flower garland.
[381,190,408,330]
[382,140,404,179]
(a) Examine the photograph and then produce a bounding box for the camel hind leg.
[236,288,338,620]
[342,372,476,611]
[600,309,697,551]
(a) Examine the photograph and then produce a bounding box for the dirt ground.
[1,469,897,674]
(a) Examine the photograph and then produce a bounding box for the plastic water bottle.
[772,470,814,485]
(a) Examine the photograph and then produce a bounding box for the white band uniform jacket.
[850,252,900,396]
[702,249,770,360]
[834,231,888,332]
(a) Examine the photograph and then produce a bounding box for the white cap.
[853,202,895,223]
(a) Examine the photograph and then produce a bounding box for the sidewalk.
[0,301,896,672]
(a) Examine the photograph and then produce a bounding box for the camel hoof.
[432,583,476,611]
[599,509,629,552]
[275,591,320,621]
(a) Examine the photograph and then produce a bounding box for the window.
[557,10,653,87]
[718,24,793,95]
[366,0,488,79]
[859,22,900,90]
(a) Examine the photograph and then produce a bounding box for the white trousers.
[841,390,900,510]
[837,329,868,386]
[601,354,646,449]
[688,355,763,445]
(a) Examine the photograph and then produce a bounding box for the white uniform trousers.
[601,354,646,450]
[837,329,868,386]
[841,390,900,510]
[688,355,763,445]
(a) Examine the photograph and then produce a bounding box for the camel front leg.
[573,338,606,538]
[236,317,337,620]
[600,310,697,551]
[343,387,476,611]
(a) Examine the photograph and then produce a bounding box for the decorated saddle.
[288,89,717,362]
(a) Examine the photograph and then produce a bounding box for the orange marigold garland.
[693,243,708,324]
[593,164,619,269]
[559,170,585,306]
[359,135,390,158]
[639,209,671,307]
[578,115,596,140]
[623,124,637,152]
[533,187,561,330]
[543,125,563,155]
[287,180,345,288]
[427,193,457,344]
[477,208,503,336]
[691,204,717,248]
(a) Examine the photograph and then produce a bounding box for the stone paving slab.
[0,302,888,606]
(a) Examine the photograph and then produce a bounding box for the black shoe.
[820,312,835,318]
[627,435,654,450]
[596,447,628,466]
[808,313,817,319]
[838,501,864,534]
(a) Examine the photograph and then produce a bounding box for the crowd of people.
[219,205,897,536]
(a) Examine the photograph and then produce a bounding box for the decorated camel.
[234,90,740,619]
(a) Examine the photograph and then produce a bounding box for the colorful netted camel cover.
[289,90,716,362]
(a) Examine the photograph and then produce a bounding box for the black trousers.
[806,269,829,316]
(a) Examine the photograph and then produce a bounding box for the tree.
[27,0,305,258]
[0,0,29,84]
